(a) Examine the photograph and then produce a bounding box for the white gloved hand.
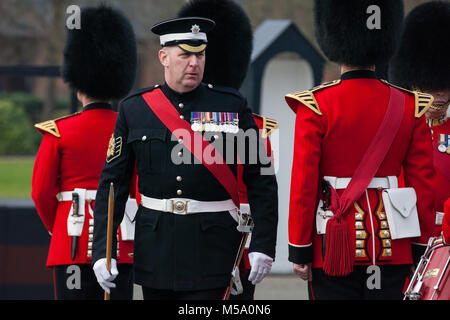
[248,252,273,285]
[93,258,119,294]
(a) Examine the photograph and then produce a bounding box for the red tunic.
[430,119,450,214]
[286,70,436,268]
[398,118,449,235]
[31,103,133,266]
[443,198,450,244]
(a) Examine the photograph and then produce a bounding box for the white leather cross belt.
[140,194,236,215]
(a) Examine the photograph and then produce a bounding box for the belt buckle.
[170,199,189,214]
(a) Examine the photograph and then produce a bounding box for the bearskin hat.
[314,0,404,67]
[177,0,253,90]
[389,1,450,91]
[61,5,137,100]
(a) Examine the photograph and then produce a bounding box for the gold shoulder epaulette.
[285,80,341,115]
[252,114,279,138]
[262,116,279,138]
[34,112,81,138]
[380,80,434,118]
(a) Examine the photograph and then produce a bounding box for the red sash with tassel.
[323,87,405,276]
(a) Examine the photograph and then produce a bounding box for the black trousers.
[308,265,411,300]
[142,286,227,300]
[53,264,133,300]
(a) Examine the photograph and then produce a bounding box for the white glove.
[248,252,273,285]
[93,258,118,294]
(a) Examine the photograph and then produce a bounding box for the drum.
[404,236,450,300]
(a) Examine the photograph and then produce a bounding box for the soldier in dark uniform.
[31,5,137,299]
[91,16,278,300]
[286,0,436,300]
[389,1,450,236]
[176,0,279,300]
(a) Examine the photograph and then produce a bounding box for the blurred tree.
[0,92,43,124]
[0,100,36,155]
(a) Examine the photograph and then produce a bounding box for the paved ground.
[253,274,308,300]
[133,274,308,300]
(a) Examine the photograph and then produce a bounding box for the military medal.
[228,113,234,133]
[212,112,220,132]
[228,112,237,133]
[200,112,206,132]
[204,112,211,132]
[223,112,230,132]
[221,112,227,132]
[218,112,224,132]
[228,112,234,133]
[222,113,228,133]
[224,113,232,133]
[191,112,201,131]
[192,112,224,132]
[438,134,449,153]
[207,112,216,132]
[446,135,450,154]
[232,113,239,133]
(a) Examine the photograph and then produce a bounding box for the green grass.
[0,156,35,198]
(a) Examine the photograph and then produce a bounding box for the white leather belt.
[58,190,97,201]
[324,176,398,190]
[140,194,236,215]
